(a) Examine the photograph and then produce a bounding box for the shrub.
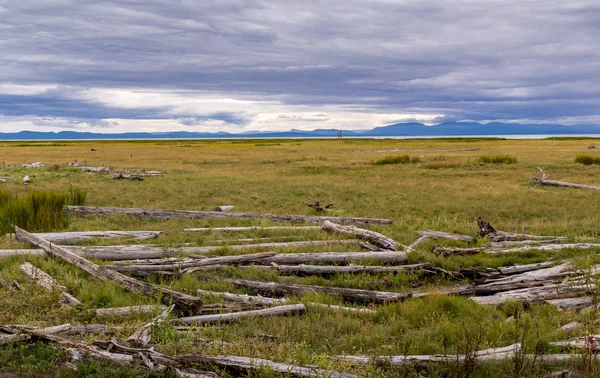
[374,155,420,165]
[0,187,86,235]
[476,155,517,164]
[575,154,600,165]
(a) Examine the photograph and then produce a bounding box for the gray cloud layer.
[0,0,599,131]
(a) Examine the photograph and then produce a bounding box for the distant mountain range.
[1,121,599,140]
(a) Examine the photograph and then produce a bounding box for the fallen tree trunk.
[306,302,376,314]
[532,168,600,191]
[175,304,306,325]
[321,220,398,250]
[95,305,168,319]
[471,283,595,305]
[261,263,433,276]
[185,226,321,232]
[196,289,289,305]
[178,354,360,378]
[546,297,593,311]
[15,226,203,314]
[487,243,600,254]
[65,205,393,225]
[233,279,411,304]
[408,230,474,251]
[497,261,555,275]
[432,246,485,257]
[106,252,276,273]
[477,216,567,242]
[262,251,408,265]
[20,262,82,308]
[31,231,162,244]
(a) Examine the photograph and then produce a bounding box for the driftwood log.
[20,262,82,308]
[261,251,408,265]
[471,283,595,305]
[127,305,173,347]
[196,289,289,305]
[233,279,411,304]
[321,220,398,250]
[94,305,168,319]
[184,226,321,232]
[106,252,276,273]
[407,230,474,251]
[175,304,306,325]
[211,205,234,212]
[15,226,203,314]
[258,263,433,277]
[178,354,360,378]
[532,167,600,191]
[65,205,392,225]
[477,217,568,242]
[29,231,162,244]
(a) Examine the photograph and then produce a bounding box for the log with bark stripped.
[175,304,306,325]
[321,220,398,250]
[532,167,600,191]
[15,226,203,314]
[20,262,82,308]
[66,205,393,225]
[127,305,173,347]
[233,279,411,304]
[30,231,162,244]
[185,226,321,232]
[259,263,433,276]
[94,305,168,319]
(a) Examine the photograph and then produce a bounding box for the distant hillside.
[0,122,598,140]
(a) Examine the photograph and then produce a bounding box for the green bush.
[476,155,517,164]
[374,154,420,165]
[575,154,600,165]
[0,187,86,235]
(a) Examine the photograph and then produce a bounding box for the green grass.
[575,154,600,165]
[0,187,86,234]
[476,155,517,164]
[1,138,600,376]
[373,154,420,165]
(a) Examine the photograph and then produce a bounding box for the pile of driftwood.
[2,205,600,375]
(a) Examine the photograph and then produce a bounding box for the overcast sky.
[1,0,599,133]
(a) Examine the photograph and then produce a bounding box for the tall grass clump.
[476,155,517,164]
[374,154,420,165]
[0,187,86,235]
[575,154,600,165]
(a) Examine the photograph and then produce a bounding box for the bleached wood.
[234,279,411,304]
[263,251,408,265]
[66,205,393,225]
[322,220,398,250]
[471,284,595,305]
[15,226,203,313]
[20,262,82,307]
[175,304,306,325]
[196,289,289,305]
[177,354,360,378]
[262,263,432,276]
[94,305,168,319]
[497,261,555,275]
[106,252,276,273]
[127,305,173,347]
[32,231,162,244]
[487,243,600,254]
[212,205,234,212]
[547,297,593,310]
[306,302,376,314]
[184,226,321,232]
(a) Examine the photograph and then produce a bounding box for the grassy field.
[1,137,600,377]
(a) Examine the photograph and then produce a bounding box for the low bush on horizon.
[575,154,600,165]
[0,187,86,235]
[476,155,517,164]
[374,154,421,165]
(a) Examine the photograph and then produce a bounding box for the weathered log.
[262,263,433,276]
[408,230,474,251]
[212,205,234,212]
[471,284,595,305]
[182,240,361,254]
[127,305,173,347]
[111,172,144,180]
[94,305,168,319]
[106,252,276,273]
[177,354,360,378]
[547,297,593,311]
[30,231,162,244]
[497,261,555,276]
[532,167,600,191]
[65,205,393,225]
[322,220,398,250]
[559,322,582,333]
[15,226,203,314]
[477,216,566,242]
[487,243,600,254]
[262,251,408,265]
[184,226,321,232]
[196,289,289,305]
[76,166,111,172]
[479,263,572,285]
[233,279,411,304]
[198,302,269,315]
[1,245,177,260]
[457,280,553,297]
[306,302,376,314]
[432,246,484,257]
[0,249,46,258]
[0,333,31,344]
[489,239,562,248]
[175,304,306,325]
[20,262,82,308]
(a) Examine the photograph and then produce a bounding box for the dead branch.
[532,167,600,190]
[304,200,335,212]
[322,220,399,250]
[174,304,306,325]
[20,262,82,308]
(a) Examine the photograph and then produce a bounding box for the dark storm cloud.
[0,0,599,129]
